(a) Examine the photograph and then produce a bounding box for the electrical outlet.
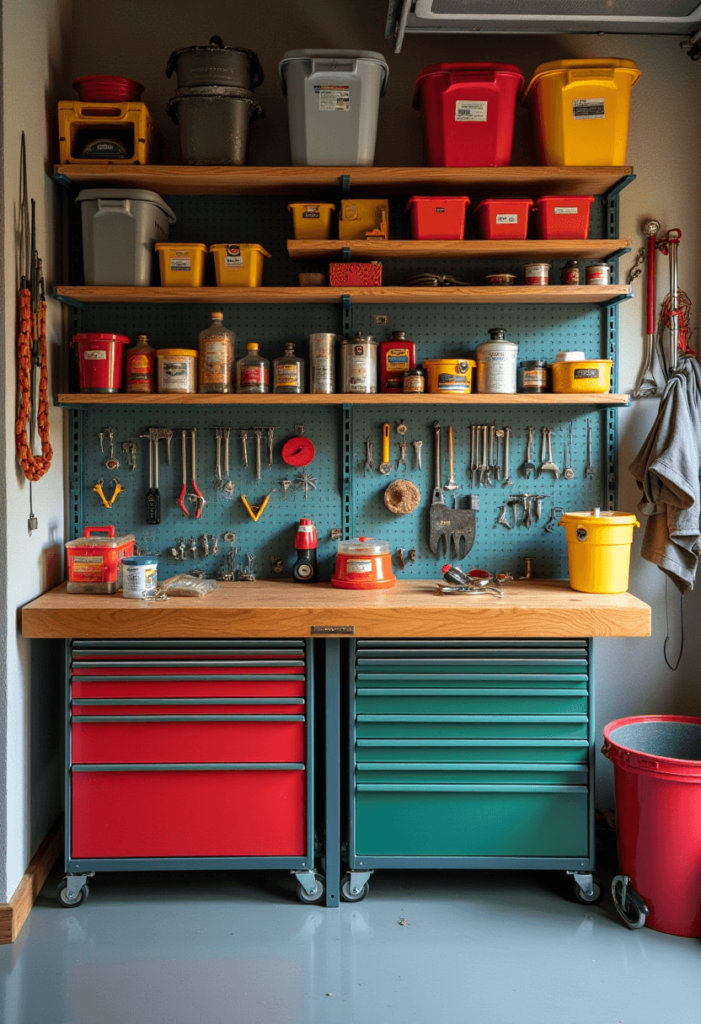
[372,315,388,325]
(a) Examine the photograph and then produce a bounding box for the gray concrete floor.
[2,864,700,1024]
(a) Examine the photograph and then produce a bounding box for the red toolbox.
[532,195,594,240]
[405,196,470,240]
[413,62,524,167]
[329,261,382,286]
[473,197,533,240]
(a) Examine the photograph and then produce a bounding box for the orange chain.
[16,287,52,481]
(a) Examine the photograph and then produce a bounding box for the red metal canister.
[380,331,416,393]
[72,333,129,393]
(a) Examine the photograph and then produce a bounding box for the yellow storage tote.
[155,243,207,287]
[559,510,639,594]
[288,203,335,240]
[338,199,389,240]
[522,59,640,166]
[58,100,159,165]
[209,244,271,287]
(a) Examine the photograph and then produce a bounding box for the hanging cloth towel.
[629,356,701,593]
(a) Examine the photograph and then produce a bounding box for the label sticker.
[225,244,243,268]
[573,98,605,120]
[71,556,105,582]
[437,372,468,392]
[317,85,350,111]
[455,100,488,122]
[346,559,372,574]
[554,207,578,215]
[302,209,320,218]
[574,368,600,379]
[84,350,107,360]
[170,253,192,271]
[496,214,518,224]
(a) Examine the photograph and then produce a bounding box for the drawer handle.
[357,715,588,723]
[72,762,306,772]
[357,783,589,794]
[72,698,304,706]
[355,762,588,773]
[71,714,305,723]
[356,689,587,697]
[356,738,589,748]
[71,674,305,683]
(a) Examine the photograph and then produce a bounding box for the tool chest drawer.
[356,716,589,740]
[356,690,588,715]
[72,699,305,716]
[71,766,306,858]
[356,763,589,786]
[355,739,590,763]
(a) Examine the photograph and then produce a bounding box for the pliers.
[178,429,206,519]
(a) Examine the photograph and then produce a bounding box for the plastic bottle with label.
[236,342,270,394]
[198,312,235,394]
[273,342,305,394]
[125,333,156,393]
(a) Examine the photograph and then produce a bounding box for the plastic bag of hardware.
[159,574,219,598]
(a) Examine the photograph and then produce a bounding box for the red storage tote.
[72,333,129,393]
[603,715,701,937]
[71,768,306,858]
[473,198,533,241]
[412,63,524,168]
[532,195,594,240]
[405,196,470,240]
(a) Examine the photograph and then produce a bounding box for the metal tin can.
[484,273,517,286]
[517,359,549,393]
[341,333,377,394]
[475,328,518,394]
[403,368,425,393]
[561,260,580,285]
[524,262,551,286]
[586,262,612,285]
[309,333,337,394]
[156,348,197,394]
[121,555,158,599]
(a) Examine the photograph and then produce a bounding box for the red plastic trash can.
[603,715,701,936]
[412,63,524,167]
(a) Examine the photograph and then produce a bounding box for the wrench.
[503,427,513,487]
[444,426,458,491]
[253,428,263,481]
[495,429,504,482]
[521,427,536,479]
[266,427,276,469]
[223,429,234,497]
[239,429,249,469]
[397,441,408,476]
[364,437,375,475]
[488,424,496,486]
[412,440,423,472]
[214,428,223,489]
[563,422,576,480]
[539,427,560,479]
[178,430,190,517]
[584,419,595,478]
[469,425,477,489]
[188,428,206,518]
[496,504,512,529]
[480,425,489,487]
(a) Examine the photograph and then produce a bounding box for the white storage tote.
[279,49,388,166]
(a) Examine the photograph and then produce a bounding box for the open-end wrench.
[412,440,422,472]
[178,429,190,517]
[480,425,489,486]
[584,418,595,478]
[253,428,263,481]
[488,424,496,486]
[503,427,513,487]
[214,428,223,489]
[266,427,276,469]
[444,426,458,492]
[521,426,536,479]
[223,428,234,497]
[495,429,504,481]
[239,429,249,469]
[523,493,534,529]
[539,428,561,479]
[470,425,477,489]
[364,437,375,475]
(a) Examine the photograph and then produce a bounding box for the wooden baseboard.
[0,816,63,944]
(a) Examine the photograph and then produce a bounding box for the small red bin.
[532,195,594,240]
[473,198,533,240]
[329,262,382,286]
[72,332,129,393]
[405,196,470,240]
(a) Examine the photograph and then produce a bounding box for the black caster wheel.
[573,878,603,904]
[56,879,89,908]
[296,875,325,905]
[340,874,369,903]
[611,875,648,929]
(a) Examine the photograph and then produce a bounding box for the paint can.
[309,333,337,394]
[341,333,378,393]
[122,555,158,598]
[586,262,612,285]
[524,262,551,285]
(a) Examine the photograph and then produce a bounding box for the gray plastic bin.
[279,49,388,166]
[76,189,176,287]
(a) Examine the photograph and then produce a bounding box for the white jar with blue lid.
[122,556,158,599]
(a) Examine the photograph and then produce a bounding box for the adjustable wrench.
[521,426,536,479]
[253,428,263,481]
[495,429,504,482]
[539,427,560,479]
[502,427,513,487]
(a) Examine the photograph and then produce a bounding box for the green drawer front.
[355,788,589,857]
[355,739,590,763]
[356,690,588,715]
[357,673,588,689]
[356,763,588,786]
[357,659,587,679]
[356,716,589,740]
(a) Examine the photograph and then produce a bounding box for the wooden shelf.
[53,165,634,197]
[54,285,631,306]
[57,393,630,407]
[287,238,631,261]
[22,579,651,640]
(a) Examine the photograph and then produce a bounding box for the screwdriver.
[145,432,160,525]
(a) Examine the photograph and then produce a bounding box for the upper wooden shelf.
[54,285,631,306]
[53,165,635,197]
[56,392,630,407]
[288,239,631,261]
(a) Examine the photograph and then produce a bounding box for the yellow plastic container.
[522,59,640,166]
[288,203,335,240]
[338,199,389,240]
[423,358,476,395]
[209,244,271,287]
[155,243,207,287]
[57,100,159,164]
[551,358,613,394]
[560,510,639,594]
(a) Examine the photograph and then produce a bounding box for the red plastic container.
[405,196,470,240]
[329,262,382,286]
[603,715,701,937]
[72,75,144,102]
[473,198,533,240]
[72,332,129,393]
[532,195,594,240]
[412,62,524,168]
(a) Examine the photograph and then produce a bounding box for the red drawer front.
[71,769,306,857]
[71,654,300,663]
[71,678,306,698]
[71,719,305,764]
[71,665,304,676]
[72,702,304,716]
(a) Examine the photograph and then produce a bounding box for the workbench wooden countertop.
[22,580,651,640]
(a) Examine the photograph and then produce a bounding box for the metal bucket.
[166,87,263,166]
[166,36,263,91]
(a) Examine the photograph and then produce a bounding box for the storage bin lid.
[337,537,390,555]
[533,195,594,207]
[413,62,524,109]
[279,49,388,96]
[75,189,177,224]
[209,243,271,257]
[156,348,198,358]
[559,510,638,526]
[523,58,640,102]
[66,526,135,548]
[155,242,208,252]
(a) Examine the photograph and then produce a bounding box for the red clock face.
[281,436,315,467]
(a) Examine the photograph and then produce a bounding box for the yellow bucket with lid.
[559,509,639,594]
[423,358,476,394]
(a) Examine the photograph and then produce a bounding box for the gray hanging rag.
[629,356,701,593]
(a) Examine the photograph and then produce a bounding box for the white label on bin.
[455,100,487,122]
[554,207,578,215]
[224,244,243,267]
[346,559,372,574]
[573,97,605,120]
[317,85,350,111]
[83,350,107,360]
[170,254,191,271]
[496,214,518,224]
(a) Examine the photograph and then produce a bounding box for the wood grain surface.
[57,392,630,407]
[22,580,651,640]
[287,239,632,261]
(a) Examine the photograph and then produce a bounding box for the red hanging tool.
[189,428,205,519]
[178,429,190,517]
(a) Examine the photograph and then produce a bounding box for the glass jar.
[273,342,305,394]
[156,349,198,394]
[198,311,234,393]
[403,368,425,394]
[517,359,549,393]
[125,334,156,393]
[236,342,270,394]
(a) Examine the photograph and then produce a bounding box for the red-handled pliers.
[178,429,190,517]
[189,428,205,519]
